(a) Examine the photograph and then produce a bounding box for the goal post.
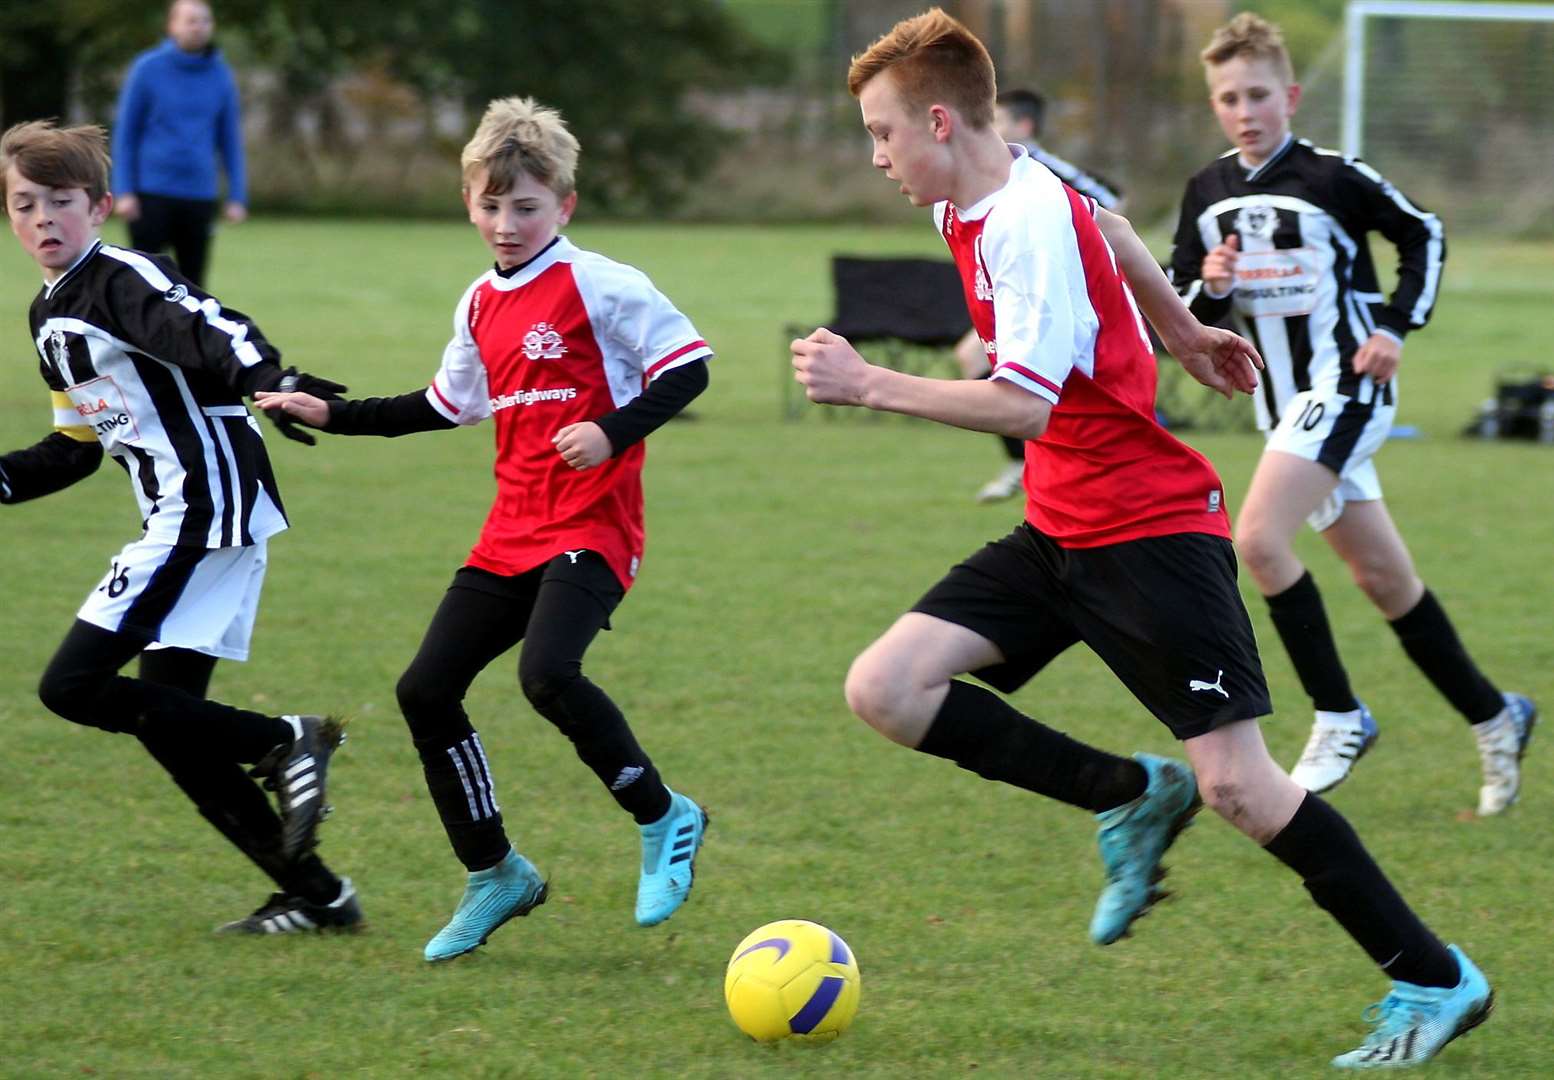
[1339,1,1554,233]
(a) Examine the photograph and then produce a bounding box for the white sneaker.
[1474,693,1537,816]
[975,462,1024,503]
[1289,705,1379,793]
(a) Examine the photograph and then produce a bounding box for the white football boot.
[1290,704,1379,793]
[1473,692,1537,816]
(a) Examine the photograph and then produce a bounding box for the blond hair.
[460,97,579,198]
[1201,13,1294,85]
[0,120,112,209]
[847,7,996,130]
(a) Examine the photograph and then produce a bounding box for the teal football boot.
[635,790,708,927]
[1089,753,1201,945]
[1332,945,1493,1069]
[424,848,548,962]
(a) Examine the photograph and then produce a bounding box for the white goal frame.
[1342,1,1554,157]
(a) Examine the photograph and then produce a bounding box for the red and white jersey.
[425,237,712,589]
[936,146,1230,548]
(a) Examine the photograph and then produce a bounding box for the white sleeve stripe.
[426,381,461,422]
[645,344,712,382]
[1347,160,1444,325]
[100,245,267,367]
[991,365,1061,405]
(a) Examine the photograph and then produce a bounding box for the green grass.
[1,219,1551,1078]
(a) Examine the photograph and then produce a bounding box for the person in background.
[111,0,245,288]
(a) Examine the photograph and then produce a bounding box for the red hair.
[847,7,996,129]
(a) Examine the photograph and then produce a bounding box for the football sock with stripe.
[916,680,1148,812]
[1264,792,1458,988]
[1265,571,1360,713]
[1388,589,1505,725]
[415,726,512,873]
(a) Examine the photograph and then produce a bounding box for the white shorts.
[1264,389,1391,533]
[77,539,268,661]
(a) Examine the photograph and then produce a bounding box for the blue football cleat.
[1332,945,1493,1069]
[1089,753,1201,945]
[423,848,548,962]
[635,790,707,927]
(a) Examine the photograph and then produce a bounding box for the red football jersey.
[425,237,712,589]
[936,147,1231,548]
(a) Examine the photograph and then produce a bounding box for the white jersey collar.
[953,143,1030,222]
[488,235,573,291]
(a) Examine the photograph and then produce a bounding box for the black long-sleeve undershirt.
[323,360,708,454]
[0,433,104,504]
[594,360,707,453]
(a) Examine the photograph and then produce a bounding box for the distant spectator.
[993,88,1124,212]
[111,0,245,288]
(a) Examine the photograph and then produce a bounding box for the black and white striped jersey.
[25,240,287,547]
[1168,137,1445,429]
[1022,141,1124,210]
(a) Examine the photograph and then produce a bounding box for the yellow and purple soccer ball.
[723,919,861,1044]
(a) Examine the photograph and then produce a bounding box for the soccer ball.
[723,919,861,1044]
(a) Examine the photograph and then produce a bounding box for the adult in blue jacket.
[112,0,246,288]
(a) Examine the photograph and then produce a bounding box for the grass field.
[1,218,1550,1079]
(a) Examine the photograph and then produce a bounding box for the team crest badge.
[1233,204,1278,241]
[522,322,566,360]
[47,329,69,371]
[163,284,189,303]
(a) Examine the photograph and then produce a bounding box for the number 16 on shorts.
[97,559,131,598]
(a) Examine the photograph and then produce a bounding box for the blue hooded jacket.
[111,39,246,205]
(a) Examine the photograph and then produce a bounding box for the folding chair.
[782,255,971,418]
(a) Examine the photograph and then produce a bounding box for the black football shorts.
[911,523,1271,740]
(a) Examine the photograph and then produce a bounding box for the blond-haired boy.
[1,120,359,934]
[1171,13,1534,813]
[793,7,1491,1068]
[258,97,712,961]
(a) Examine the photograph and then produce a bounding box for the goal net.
[1299,2,1554,235]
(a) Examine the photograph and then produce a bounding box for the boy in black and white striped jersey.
[1,120,360,935]
[1169,14,1534,820]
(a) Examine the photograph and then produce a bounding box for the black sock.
[527,674,671,826]
[1265,572,1359,713]
[1264,793,1458,988]
[915,681,1147,812]
[1388,590,1504,725]
[136,652,343,904]
[1000,435,1024,461]
[119,676,295,762]
[416,727,512,872]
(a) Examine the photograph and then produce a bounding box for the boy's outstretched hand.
[791,327,869,406]
[553,421,612,470]
[254,390,330,443]
[252,367,347,445]
[1163,322,1263,400]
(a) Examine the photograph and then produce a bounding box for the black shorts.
[454,552,624,629]
[912,524,1271,740]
